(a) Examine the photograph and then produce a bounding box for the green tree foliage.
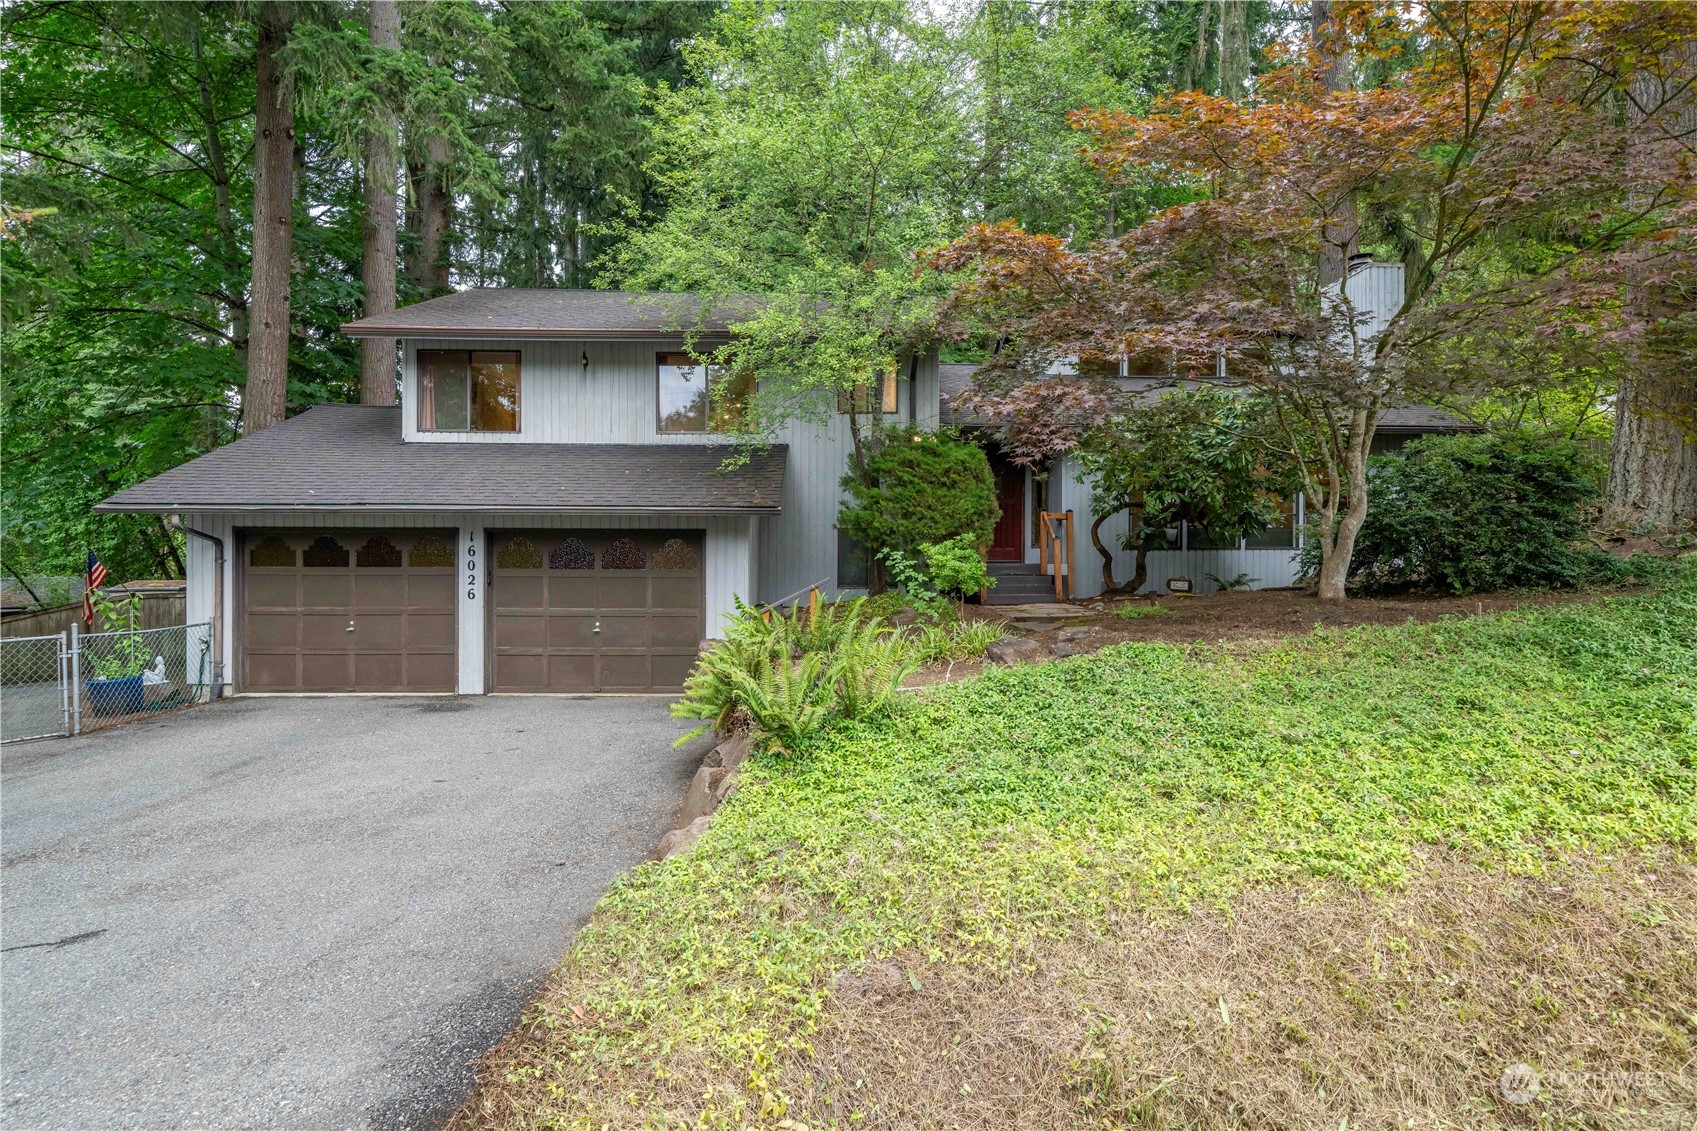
[1073,388,1300,594]
[460,2,715,289]
[0,1,708,584]
[975,1,1159,241]
[1301,433,1617,596]
[604,1,978,453]
[2,3,259,581]
[837,426,997,590]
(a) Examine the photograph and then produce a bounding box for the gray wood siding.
[398,338,939,603]
[1059,455,1306,598]
[401,339,940,447]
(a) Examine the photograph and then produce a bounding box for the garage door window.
[548,537,594,570]
[409,536,454,567]
[303,536,348,567]
[603,538,646,569]
[356,536,403,567]
[250,535,294,567]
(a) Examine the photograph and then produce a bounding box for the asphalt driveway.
[1,695,704,1130]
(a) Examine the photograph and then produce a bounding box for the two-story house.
[97,290,941,697]
[97,268,1464,698]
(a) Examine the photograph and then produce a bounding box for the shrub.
[1302,432,1609,595]
[860,588,958,627]
[877,546,938,602]
[918,534,996,601]
[839,425,997,573]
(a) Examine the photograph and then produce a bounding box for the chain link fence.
[0,622,214,743]
[0,633,70,743]
[76,623,214,733]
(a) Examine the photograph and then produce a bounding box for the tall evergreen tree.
[244,0,295,433]
[359,0,399,405]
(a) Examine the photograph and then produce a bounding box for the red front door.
[988,455,1025,561]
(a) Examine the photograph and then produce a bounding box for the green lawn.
[461,567,1697,1129]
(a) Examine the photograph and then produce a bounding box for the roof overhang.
[96,502,781,516]
[96,406,789,517]
[339,326,730,341]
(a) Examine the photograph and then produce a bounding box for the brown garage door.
[241,530,457,692]
[490,530,703,693]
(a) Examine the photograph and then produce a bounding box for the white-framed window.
[417,350,520,432]
[837,368,898,415]
[657,353,752,433]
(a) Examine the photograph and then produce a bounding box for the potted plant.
[84,589,152,715]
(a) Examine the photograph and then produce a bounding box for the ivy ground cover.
[457,567,1697,1130]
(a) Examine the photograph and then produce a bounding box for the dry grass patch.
[789,851,1697,1129]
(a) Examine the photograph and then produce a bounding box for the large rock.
[654,816,710,861]
[1050,640,1094,658]
[1056,626,1092,643]
[676,765,719,826]
[703,731,753,772]
[984,635,1047,666]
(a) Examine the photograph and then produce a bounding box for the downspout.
[169,517,226,699]
[908,355,918,425]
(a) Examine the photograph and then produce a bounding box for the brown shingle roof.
[340,290,762,340]
[938,363,1473,434]
[95,406,786,515]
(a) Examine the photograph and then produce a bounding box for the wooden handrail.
[1038,510,1075,601]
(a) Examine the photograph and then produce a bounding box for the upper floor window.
[657,353,751,433]
[837,368,898,415]
[418,350,520,432]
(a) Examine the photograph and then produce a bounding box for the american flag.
[82,551,108,625]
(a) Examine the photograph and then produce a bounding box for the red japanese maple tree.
[935,1,1696,598]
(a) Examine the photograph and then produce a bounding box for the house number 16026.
[466,533,479,601]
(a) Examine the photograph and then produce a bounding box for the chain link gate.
[1,622,214,743]
[0,632,71,743]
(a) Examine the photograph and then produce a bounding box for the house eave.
[94,502,783,516]
[338,325,729,341]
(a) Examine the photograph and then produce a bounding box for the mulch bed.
[906,584,1650,687]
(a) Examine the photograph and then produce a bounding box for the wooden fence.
[0,592,186,640]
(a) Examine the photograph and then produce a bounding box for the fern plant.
[672,600,788,742]
[832,622,920,720]
[726,651,832,751]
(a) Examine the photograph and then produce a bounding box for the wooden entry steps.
[985,561,1059,605]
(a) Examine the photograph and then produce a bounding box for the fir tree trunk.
[1606,44,1697,530]
[1310,1,1357,288]
[359,0,400,405]
[411,134,453,298]
[1607,375,1697,530]
[243,2,295,435]
[1219,1,1250,101]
